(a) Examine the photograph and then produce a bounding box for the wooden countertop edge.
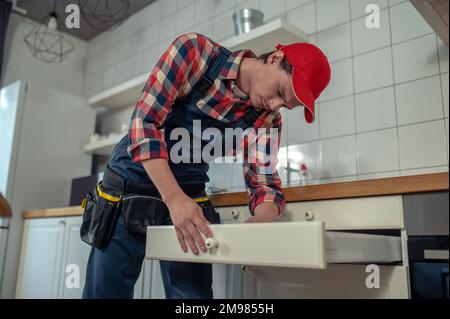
[22,172,448,219]
[22,206,83,219]
[209,172,449,207]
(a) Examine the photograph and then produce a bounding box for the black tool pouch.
[80,183,121,249]
[121,195,221,234]
[121,194,170,234]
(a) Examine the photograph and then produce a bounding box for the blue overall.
[83,47,257,299]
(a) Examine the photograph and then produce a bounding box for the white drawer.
[145,222,402,269]
[215,195,404,230]
[283,195,405,230]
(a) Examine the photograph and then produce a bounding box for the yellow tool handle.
[192,197,209,203]
[96,185,121,203]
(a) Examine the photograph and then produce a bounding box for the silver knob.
[231,210,240,219]
[241,265,251,272]
[305,211,315,221]
[205,237,219,249]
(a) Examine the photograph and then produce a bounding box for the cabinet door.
[16,218,65,299]
[242,264,410,299]
[59,217,91,299]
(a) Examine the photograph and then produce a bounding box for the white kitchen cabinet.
[242,264,409,299]
[58,217,91,299]
[16,216,91,299]
[145,195,410,299]
[0,81,95,298]
[16,218,66,299]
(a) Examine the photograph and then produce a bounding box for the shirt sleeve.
[127,33,217,163]
[243,113,285,217]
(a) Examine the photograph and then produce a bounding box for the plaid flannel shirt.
[127,33,285,215]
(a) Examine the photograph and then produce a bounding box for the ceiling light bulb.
[48,15,58,30]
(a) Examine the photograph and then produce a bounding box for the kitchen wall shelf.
[87,18,308,111]
[83,133,126,156]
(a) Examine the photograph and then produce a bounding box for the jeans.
[82,213,213,299]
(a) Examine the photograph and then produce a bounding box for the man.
[82,32,331,299]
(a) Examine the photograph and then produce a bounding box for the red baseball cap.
[276,43,331,124]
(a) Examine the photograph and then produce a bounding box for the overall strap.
[190,46,262,128]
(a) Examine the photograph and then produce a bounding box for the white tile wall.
[286,0,312,11]
[317,23,352,62]
[319,59,353,101]
[286,1,316,35]
[259,0,286,21]
[321,135,357,178]
[355,87,396,132]
[161,0,178,18]
[351,8,391,56]
[390,1,433,44]
[357,128,399,174]
[213,8,236,41]
[398,120,448,169]
[286,141,322,182]
[400,166,449,177]
[358,170,400,180]
[354,47,394,93]
[316,0,350,32]
[395,76,444,125]
[319,96,355,138]
[350,0,389,20]
[442,73,449,118]
[438,37,449,73]
[392,34,440,83]
[287,106,320,144]
[70,0,449,189]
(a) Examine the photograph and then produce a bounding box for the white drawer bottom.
[145,222,402,269]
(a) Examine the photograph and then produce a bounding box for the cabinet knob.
[305,211,315,221]
[231,210,240,219]
[205,237,219,249]
[241,265,251,272]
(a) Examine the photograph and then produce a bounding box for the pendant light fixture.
[78,0,130,31]
[24,0,74,63]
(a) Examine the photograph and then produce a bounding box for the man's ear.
[268,50,285,65]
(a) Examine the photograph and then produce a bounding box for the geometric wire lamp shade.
[24,12,74,63]
[78,0,130,31]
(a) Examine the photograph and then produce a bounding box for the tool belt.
[80,165,220,249]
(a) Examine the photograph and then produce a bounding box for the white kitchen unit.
[146,195,410,299]
[16,217,91,299]
[0,81,95,298]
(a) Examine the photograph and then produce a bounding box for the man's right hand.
[165,192,213,255]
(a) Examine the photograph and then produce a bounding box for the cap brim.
[292,68,316,124]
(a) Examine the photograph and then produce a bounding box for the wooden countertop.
[22,172,449,219]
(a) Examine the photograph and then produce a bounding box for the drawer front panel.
[146,221,326,269]
[281,195,404,230]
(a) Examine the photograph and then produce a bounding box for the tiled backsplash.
[88,0,448,192]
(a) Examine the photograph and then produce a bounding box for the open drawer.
[145,221,402,269]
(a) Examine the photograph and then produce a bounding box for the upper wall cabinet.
[88,18,309,112]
